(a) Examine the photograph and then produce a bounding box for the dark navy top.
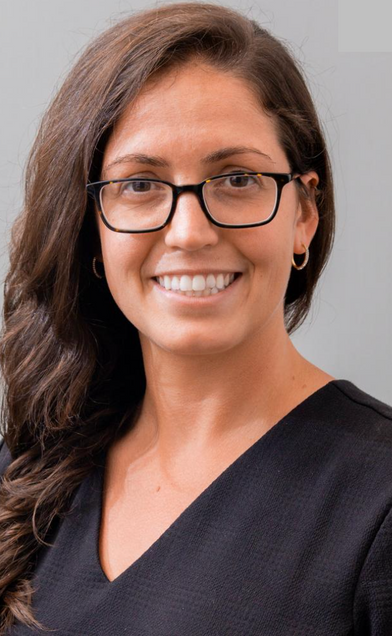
[1,379,392,635]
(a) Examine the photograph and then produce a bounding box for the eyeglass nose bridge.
[167,182,213,227]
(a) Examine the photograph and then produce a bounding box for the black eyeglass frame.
[86,171,302,233]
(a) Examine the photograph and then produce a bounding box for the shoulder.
[290,379,392,501]
[331,379,392,416]
[325,379,392,442]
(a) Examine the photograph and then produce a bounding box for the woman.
[0,2,391,634]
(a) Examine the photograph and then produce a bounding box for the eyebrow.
[102,145,275,178]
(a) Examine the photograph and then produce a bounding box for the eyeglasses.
[86,171,302,233]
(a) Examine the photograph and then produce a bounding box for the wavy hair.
[0,2,335,631]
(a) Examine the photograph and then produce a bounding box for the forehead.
[102,62,286,170]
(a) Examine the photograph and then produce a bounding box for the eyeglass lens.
[99,174,278,231]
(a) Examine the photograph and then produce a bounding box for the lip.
[151,273,243,303]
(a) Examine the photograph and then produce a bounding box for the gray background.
[0,0,391,404]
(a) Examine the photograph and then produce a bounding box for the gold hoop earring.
[292,243,309,271]
[92,256,104,279]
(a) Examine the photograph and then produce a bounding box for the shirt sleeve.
[353,505,392,635]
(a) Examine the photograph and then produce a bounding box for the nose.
[163,189,220,251]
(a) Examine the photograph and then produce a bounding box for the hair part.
[0,2,334,630]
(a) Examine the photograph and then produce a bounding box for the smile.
[151,272,243,300]
[154,272,239,296]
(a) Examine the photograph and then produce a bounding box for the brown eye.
[227,175,254,188]
[121,180,153,194]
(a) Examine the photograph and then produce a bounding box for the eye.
[117,180,169,198]
[214,173,260,191]
[121,180,153,193]
[225,174,257,188]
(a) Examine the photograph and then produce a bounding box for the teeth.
[192,275,206,291]
[216,274,225,289]
[171,276,180,290]
[164,275,172,290]
[180,275,192,291]
[206,274,216,289]
[156,272,236,296]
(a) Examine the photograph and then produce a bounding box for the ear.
[293,171,320,255]
[92,245,103,264]
[90,214,103,263]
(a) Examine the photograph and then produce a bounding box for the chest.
[98,463,215,582]
[96,407,298,583]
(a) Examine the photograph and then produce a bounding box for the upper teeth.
[157,273,235,291]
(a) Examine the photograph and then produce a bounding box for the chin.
[147,330,243,357]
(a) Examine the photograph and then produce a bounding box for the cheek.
[239,224,293,278]
[99,232,149,294]
[241,225,295,315]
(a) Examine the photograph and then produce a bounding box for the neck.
[126,315,324,465]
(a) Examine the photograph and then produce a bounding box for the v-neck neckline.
[90,379,348,586]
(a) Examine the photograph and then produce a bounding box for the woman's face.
[96,60,319,356]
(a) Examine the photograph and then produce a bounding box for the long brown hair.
[0,2,335,631]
